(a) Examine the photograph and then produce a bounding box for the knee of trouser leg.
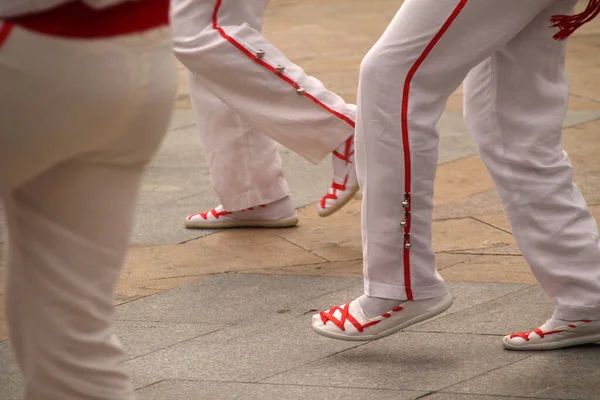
[172,28,219,70]
[359,47,411,92]
[463,102,497,156]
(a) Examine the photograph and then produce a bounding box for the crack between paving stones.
[414,392,436,399]
[177,230,222,245]
[115,318,221,326]
[256,342,369,383]
[119,282,369,362]
[169,122,197,132]
[405,330,504,337]
[438,251,521,257]
[137,378,422,394]
[565,114,600,129]
[247,381,419,393]
[406,283,537,329]
[568,92,600,105]
[116,318,217,324]
[417,391,560,400]
[292,282,365,317]
[122,322,245,363]
[471,217,513,235]
[137,273,207,283]
[445,250,521,256]
[275,234,330,262]
[233,258,363,275]
[161,190,215,205]
[436,256,477,271]
[437,153,482,166]
[134,379,167,392]
[115,293,158,307]
[420,354,540,399]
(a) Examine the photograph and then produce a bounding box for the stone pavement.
[2,1,600,399]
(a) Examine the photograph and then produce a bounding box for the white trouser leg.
[0,25,176,399]
[171,0,355,164]
[464,1,600,321]
[357,0,561,300]
[186,72,289,211]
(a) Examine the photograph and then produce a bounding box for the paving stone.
[274,197,363,262]
[566,42,600,103]
[166,109,198,132]
[433,156,496,207]
[433,189,505,221]
[436,111,478,164]
[137,380,424,400]
[562,110,600,127]
[119,229,324,300]
[0,377,22,400]
[444,346,600,399]
[238,258,365,278]
[240,252,472,278]
[116,274,358,324]
[263,332,530,391]
[0,296,6,341]
[116,321,222,360]
[438,282,531,318]
[0,342,23,400]
[409,285,552,336]
[438,255,536,284]
[448,245,522,256]
[131,194,218,245]
[559,120,600,207]
[475,214,512,234]
[432,218,516,254]
[123,312,363,389]
[0,324,224,399]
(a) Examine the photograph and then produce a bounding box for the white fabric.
[171,0,356,211]
[186,196,296,224]
[0,25,176,399]
[357,0,600,321]
[312,293,453,341]
[358,294,404,319]
[0,0,138,18]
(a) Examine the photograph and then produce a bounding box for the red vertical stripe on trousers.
[210,0,355,128]
[0,23,13,49]
[400,0,468,300]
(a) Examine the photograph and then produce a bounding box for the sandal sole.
[184,216,299,229]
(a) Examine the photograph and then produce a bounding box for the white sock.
[358,295,405,319]
[540,317,579,331]
[359,293,451,319]
[222,196,296,221]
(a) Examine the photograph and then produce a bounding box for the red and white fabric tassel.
[550,0,600,41]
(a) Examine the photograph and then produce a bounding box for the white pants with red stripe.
[0,25,176,399]
[170,0,355,211]
[358,0,600,321]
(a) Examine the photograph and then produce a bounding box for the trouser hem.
[552,302,600,321]
[219,178,290,211]
[365,279,448,301]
